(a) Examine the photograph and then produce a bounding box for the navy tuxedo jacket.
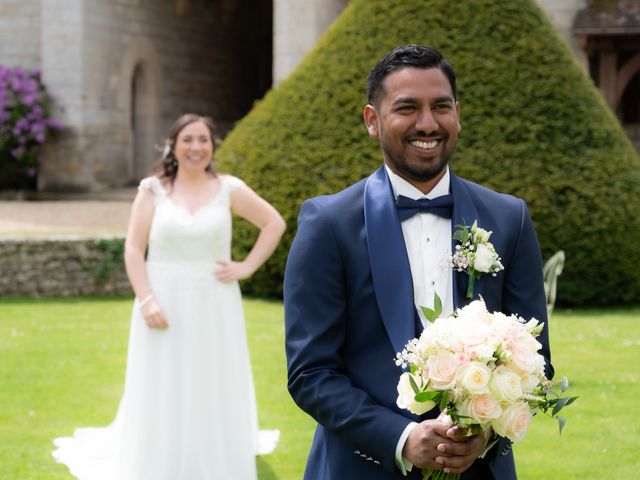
[284,166,553,480]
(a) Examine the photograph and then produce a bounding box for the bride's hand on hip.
[214,259,253,282]
[141,299,169,329]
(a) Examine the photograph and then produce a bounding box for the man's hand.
[403,420,490,474]
[434,426,491,475]
[402,419,452,470]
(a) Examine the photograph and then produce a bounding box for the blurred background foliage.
[218,0,640,306]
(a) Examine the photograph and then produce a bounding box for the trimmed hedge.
[218,0,640,306]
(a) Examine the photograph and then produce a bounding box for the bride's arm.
[124,187,168,329]
[215,184,286,282]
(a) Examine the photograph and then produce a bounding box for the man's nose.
[415,108,438,133]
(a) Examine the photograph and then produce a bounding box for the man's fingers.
[435,453,474,471]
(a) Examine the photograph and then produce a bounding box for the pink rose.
[463,395,503,424]
[427,351,458,390]
[491,403,532,442]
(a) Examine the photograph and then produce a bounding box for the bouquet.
[395,298,576,480]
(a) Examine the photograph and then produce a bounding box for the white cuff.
[395,422,418,475]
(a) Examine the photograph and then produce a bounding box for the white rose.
[473,226,492,244]
[427,351,459,390]
[510,342,542,374]
[521,373,541,393]
[491,403,532,442]
[473,243,495,272]
[489,366,523,403]
[456,299,489,321]
[462,395,503,424]
[396,372,435,415]
[458,361,492,395]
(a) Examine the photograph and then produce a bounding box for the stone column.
[39,0,91,191]
[273,0,348,85]
[535,0,589,71]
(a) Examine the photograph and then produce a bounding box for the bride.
[53,114,286,480]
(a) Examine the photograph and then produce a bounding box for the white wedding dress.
[52,175,278,480]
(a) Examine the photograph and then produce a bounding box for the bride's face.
[174,121,214,173]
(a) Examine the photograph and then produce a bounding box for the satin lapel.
[450,171,482,309]
[364,166,416,355]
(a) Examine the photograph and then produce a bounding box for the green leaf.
[415,390,440,402]
[552,396,574,416]
[558,415,566,434]
[433,293,443,318]
[438,390,449,411]
[410,364,419,375]
[420,306,438,323]
[409,374,419,394]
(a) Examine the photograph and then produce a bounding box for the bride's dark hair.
[155,113,218,184]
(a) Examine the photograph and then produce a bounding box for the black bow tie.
[395,194,454,221]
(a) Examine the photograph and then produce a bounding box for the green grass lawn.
[0,297,638,479]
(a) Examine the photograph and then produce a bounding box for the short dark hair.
[366,44,457,106]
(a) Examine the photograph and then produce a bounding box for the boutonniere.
[452,220,504,298]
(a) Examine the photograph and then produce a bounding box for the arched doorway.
[131,62,157,179]
[619,67,640,151]
[118,36,161,184]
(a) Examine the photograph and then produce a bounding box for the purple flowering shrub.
[0,66,63,189]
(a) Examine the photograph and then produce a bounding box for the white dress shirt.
[385,165,454,475]
[385,165,454,322]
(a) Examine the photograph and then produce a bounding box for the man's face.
[363,67,461,192]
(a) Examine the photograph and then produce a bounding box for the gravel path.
[0,200,133,237]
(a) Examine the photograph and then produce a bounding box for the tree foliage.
[218,0,640,306]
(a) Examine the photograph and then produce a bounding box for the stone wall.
[273,0,347,84]
[535,0,588,69]
[0,0,41,69]
[0,236,131,297]
[37,0,272,192]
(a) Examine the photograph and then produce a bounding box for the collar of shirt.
[384,165,450,201]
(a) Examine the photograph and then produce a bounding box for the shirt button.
[426,237,431,242]
[431,281,436,286]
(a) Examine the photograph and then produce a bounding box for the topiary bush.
[218,0,640,306]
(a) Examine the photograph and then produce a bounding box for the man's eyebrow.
[433,96,455,104]
[391,96,418,105]
[391,95,455,105]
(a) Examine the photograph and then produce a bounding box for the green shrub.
[218,0,640,306]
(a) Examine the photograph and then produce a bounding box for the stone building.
[0,0,636,192]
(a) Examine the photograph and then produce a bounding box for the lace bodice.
[138,175,244,265]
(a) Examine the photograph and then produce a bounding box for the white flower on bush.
[462,395,503,424]
[458,361,492,395]
[490,366,523,403]
[396,372,435,415]
[427,351,458,390]
[492,402,532,442]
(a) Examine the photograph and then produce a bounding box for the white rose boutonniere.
[452,220,504,298]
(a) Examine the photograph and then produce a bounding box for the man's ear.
[363,104,379,138]
[456,101,461,133]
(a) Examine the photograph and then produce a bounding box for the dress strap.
[222,175,245,192]
[138,176,167,197]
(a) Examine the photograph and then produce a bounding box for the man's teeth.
[411,139,439,149]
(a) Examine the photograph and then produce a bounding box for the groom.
[284,45,553,479]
